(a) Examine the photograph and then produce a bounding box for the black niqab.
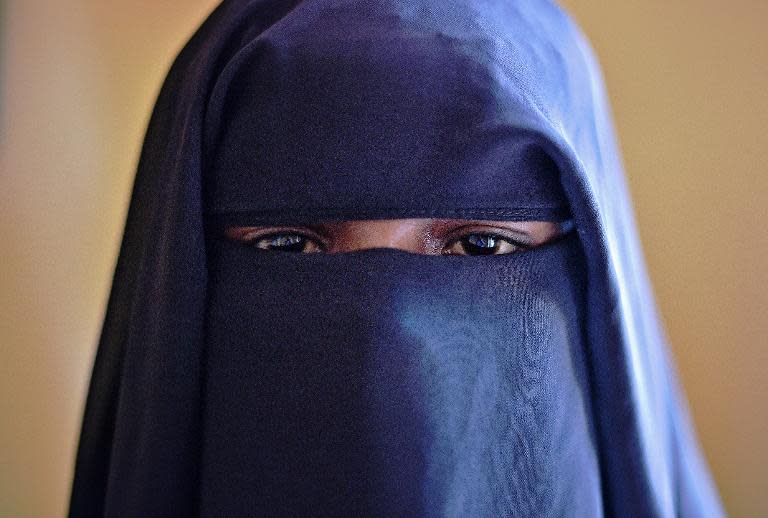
[69,1,724,516]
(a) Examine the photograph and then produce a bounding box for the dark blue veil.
[69,1,724,516]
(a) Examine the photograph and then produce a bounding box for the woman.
[69,0,724,516]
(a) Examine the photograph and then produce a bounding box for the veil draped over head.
[69,0,724,516]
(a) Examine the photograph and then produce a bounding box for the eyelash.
[240,227,532,255]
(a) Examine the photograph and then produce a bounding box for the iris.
[463,233,501,255]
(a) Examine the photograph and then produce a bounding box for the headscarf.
[69,1,724,516]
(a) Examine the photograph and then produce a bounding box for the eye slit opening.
[223,219,574,256]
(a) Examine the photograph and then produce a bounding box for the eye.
[247,232,324,253]
[443,232,528,256]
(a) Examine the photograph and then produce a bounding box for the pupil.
[464,234,499,255]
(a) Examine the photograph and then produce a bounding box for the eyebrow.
[428,219,536,236]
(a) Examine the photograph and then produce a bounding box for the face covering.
[69,1,724,517]
[202,228,600,516]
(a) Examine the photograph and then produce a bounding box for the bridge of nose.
[328,219,431,253]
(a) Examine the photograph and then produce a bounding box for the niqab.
[69,1,724,516]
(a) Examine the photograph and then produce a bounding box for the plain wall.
[1,1,765,516]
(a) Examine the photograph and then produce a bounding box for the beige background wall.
[1,1,765,516]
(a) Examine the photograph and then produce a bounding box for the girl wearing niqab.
[68,0,725,516]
